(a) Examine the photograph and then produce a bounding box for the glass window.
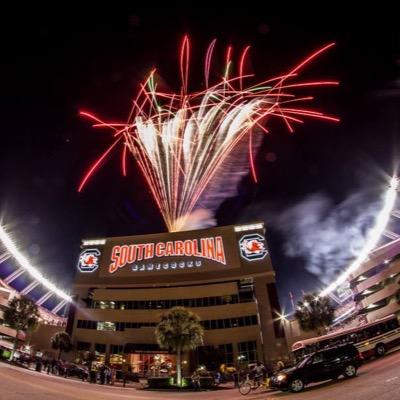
[77,341,90,351]
[110,344,123,354]
[97,321,116,331]
[238,341,257,362]
[312,353,324,364]
[95,343,106,353]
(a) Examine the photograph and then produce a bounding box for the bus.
[292,314,400,362]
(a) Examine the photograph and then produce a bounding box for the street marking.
[385,376,398,382]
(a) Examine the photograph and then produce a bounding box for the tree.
[294,293,335,335]
[76,350,96,367]
[155,307,204,386]
[51,331,73,360]
[3,296,39,360]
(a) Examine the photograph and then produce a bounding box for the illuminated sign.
[239,233,268,261]
[109,237,226,274]
[93,226,241,278]
[78,249,101,273]
[76,225,271,281]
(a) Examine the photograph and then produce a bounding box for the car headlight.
[276,374,287,382]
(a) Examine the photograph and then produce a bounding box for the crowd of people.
[88,362,117,384]
[17,356,120,385]
[16,352,287,391]
[190,359,287,391]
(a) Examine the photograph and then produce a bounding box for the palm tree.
[3,296,39,360]
[155,307,204,386]
[294,293,335,335]
[51,331,73,360]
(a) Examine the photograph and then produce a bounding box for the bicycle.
[238,374,270,395]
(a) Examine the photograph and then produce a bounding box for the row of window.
[91,292,254,310]
[77,315,258,332]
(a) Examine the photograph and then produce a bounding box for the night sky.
[0,8,398,311]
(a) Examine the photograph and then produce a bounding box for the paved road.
[1,350,400,400]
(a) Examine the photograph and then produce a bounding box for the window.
[95,343,106,354]
[238,341,257,363]
[110,344,123,354]
[77,341,91,351]
[311,353,324,364]
[91,294,244,310]
[197,343,233,369]
[324,348,339,361]
[97,321,116,331]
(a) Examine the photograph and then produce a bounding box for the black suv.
[270,344,362,393]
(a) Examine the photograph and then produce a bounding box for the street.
[1,350,400,400]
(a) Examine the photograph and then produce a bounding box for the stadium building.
[69,222,287,373]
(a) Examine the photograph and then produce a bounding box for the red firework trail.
[78,36,339,232]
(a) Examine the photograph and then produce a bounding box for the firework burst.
[79,36,339,232]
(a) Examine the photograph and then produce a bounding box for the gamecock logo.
[239,233,268,261]
[78,249,101,273]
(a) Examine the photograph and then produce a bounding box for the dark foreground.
[1,350,400,400]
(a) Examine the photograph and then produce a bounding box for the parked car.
[270,344,362,393]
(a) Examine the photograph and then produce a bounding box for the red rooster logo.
[245,240,264,253]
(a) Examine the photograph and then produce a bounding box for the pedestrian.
[90,362,98,384]
[99,364,106,385]
[110,366,116,386]
[35,358,42,373]
[105,365,111,385]
[191,369,201,391]
[214,370,221,385]
[51,359,57,374]
[46,360,51,375]
[233,369,239,388]
[64,362,70,378]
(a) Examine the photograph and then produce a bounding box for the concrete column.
[253,276,288,364]
[105,344,110,364]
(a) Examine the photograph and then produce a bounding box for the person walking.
[90,362,98,384]
[51,359,57,374]
[110,366,116,385]
[191,369,201,391]
[99,364,106,385]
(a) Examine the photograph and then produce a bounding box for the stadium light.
[320,176,399,297]
[0,225,72,302]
